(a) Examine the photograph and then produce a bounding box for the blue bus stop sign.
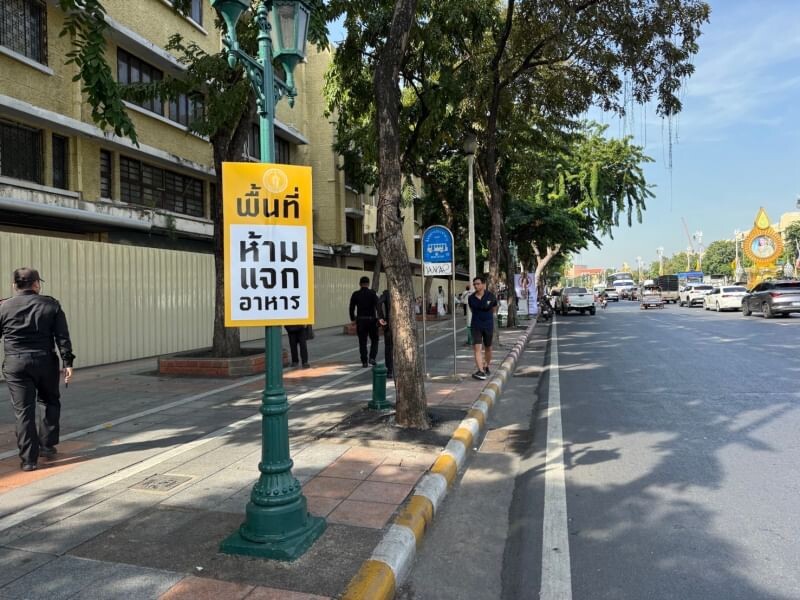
[422,225,454,275]
[422,225,453,263]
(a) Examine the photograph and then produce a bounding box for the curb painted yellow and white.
[342,321,538,600]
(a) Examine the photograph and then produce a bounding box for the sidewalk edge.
[341,321,538,600]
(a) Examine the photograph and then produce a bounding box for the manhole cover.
[131,474,192,492]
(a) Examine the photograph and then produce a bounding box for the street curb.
[342,321,538,600]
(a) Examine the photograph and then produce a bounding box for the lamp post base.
[220,502,325,561]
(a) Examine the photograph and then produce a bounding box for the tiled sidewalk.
[0,322,530,599]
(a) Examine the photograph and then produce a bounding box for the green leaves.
[59,0,138,145]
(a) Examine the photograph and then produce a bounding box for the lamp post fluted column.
[463,134,477,345]
[213,0,324,560]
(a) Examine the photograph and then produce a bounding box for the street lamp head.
[463,132,478,156]
[271,0,311,85]
[210,0,250,41]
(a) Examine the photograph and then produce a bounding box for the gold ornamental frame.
[743,207,783,268]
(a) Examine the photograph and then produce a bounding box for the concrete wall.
[0,231,449,370]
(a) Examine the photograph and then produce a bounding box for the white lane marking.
[540,319,573,600]
[0,366,367,531]
[0,328,455,461]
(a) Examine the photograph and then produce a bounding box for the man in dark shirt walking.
[0,268,74,471]
[377,288,393,378]
[468,276,498,381]
[349,276,380,367]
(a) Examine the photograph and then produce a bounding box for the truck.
[555,286,596,315]
[656,275,679,304]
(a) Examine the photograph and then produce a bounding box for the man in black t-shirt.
[467,276,498,381]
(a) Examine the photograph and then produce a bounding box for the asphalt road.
[506,301,800,600]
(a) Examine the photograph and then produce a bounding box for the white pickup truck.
[556,286,596,315]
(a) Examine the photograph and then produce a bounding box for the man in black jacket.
[349,276,380,367]
[0,268,74,471]
[377,289,393,378]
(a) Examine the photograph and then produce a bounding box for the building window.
[100,150,112,198]
[0,0,47,64]
[189,0,203,25]
[117,49,163,115]
[246,124,291,163]
[0,119,43,184]
[276,137,291,164]
[51,134,68,189]
[120,156,204,217]
[168,94,204,127]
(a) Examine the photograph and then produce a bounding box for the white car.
[703,285,748,312]
[680,284,714,307]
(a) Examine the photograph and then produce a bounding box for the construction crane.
[681,217,695,270]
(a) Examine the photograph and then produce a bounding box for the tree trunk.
[374,0,428,429]
[371,252,383,291]
[211,139,241,358]
[533,243,561,298]
[210,102,256,358]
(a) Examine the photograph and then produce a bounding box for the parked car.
[703,285,748,312]
[603,288,620,302]
[679,284,714,307]
[555,287,596,315]
[741,280,800,318]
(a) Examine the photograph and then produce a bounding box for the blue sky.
[580,0,800,270]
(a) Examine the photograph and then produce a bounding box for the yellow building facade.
[0,0,419,265]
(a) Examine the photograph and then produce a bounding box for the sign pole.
[421,261,427,378]
[452,264,457,378]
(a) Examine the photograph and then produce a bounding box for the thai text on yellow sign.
[223,163,314,327]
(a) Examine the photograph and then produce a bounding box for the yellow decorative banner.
[223,163,314,327]
[742,207,783,268]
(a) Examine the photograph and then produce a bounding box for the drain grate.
[131,474,192,493]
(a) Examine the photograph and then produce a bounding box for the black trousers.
[2,353,61,464]
[356,318,379,363]
[287,328,308,365]
[383,325,393,374]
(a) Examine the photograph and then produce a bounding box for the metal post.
[452,267,457,378]
[368,363,390,410]
[219,0,324,561]
[466,152,475,346]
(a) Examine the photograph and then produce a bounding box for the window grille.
[168,94,204,127]
[52,134,69,189]
[120,156,204,218]
[0,0,47,64]
[246,123,291,164]
[0,119,43,184]
[100,150,112,198]
[117,49,163,115]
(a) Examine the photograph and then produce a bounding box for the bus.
[606,272,636,287]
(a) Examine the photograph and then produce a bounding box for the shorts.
[471,326,493,348]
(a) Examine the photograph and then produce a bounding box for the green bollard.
[466,325,473,346]
[368,363,391,410]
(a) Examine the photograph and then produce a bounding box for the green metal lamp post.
[211,0,325,560]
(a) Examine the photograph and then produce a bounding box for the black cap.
[13,268,44,285]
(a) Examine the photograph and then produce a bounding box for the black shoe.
[21,462,37,472]
[362,362,369,368]
[369,358,377,366]
[290,361,299,367]
[387,371,394,379]
[472,370,487,381]
[40,446,57,458]
[484,366,490,375]
[302,363,311,369]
